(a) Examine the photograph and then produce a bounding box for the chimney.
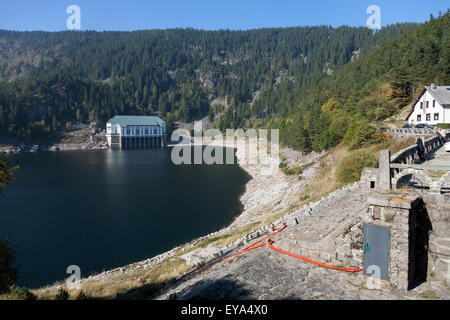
[431,83,437,90]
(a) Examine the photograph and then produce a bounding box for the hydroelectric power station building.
[106,115,166,149]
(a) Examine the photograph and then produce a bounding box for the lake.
[0,147,250,288]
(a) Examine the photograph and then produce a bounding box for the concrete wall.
[107,135,121,149]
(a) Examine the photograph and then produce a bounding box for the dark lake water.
[0,148,250,288]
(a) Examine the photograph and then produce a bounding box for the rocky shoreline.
[35,138,323,293]
[1,121,108,155]
[0,141,108,154]
[28,137,450,299]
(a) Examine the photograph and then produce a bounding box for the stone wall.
[317,217,365,267]
[364,194,421,291]
[382,127,432,141]
[358,144,450,291]
[315,192,424,291]
[360,136,450,192]
[267,181,366,268]
[382,127,437,135]
[422,193,450,288]
[360,167,378,191]
[390,133,449,166]
[382,128,450,141]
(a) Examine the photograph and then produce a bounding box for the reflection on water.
[0,148,250,288]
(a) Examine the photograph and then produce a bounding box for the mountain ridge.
[0,22,419,141]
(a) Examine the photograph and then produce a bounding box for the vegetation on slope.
[273,11,449,153]
[0,155,21,297]
[0,23,417,139]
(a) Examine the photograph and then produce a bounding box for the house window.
[145,128,149,134]
[126,129,130,135]
[417,115,421,121]
[434,113,439,120]
[426,101,429,108]
[433,100,435,107]
[426,114,431,121]
[420,102,423,109]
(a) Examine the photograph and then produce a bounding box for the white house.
[406,84,450,126]
[106,115,166,149]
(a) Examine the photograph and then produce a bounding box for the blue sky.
[0,0,448,31]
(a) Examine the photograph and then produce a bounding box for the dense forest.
[0,21,417,140]
[0,10,448,152]
[271,11,449,152]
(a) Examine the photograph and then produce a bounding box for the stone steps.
[275,238,323,262]
[267,183,367,266]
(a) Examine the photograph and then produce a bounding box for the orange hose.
[192,224,287,274]
[191,223,363,274]
[241,224,287,251]
[267,239,363,273]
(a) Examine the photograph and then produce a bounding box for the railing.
[388,134,450,192]
[390,133,449,166]
[390,163,450,171]
[381,127,443,135]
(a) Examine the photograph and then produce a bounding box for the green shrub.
[279,161,315,176]
[76,290,90,300]
[3,286,37,300]
[0,238,19,294]
[343,120,385,150]
[55,288,69,300]
[300,194,310,201]
[297,162,314,173]
[281,167,296,175]
[420,290,437,300]
[437,123,450,129]
[279,161,295,175]
[336,149,378,184]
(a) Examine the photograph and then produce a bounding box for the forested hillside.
[0,11,448,148]
[0,22,417,140]
[271,11,449,152]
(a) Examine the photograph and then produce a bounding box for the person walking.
[435,130,445,146]
[416,136,426,161]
